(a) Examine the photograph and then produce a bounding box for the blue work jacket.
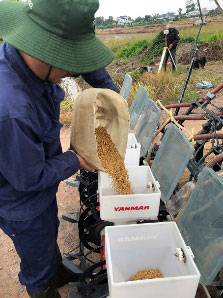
[81,69,120,93]
[0,43,81,221]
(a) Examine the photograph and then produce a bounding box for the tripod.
[158,33,177,73]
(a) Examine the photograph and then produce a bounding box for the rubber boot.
[27,283,61,298]
[54,243,80,288]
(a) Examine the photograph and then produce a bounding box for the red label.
[114,206,150,212]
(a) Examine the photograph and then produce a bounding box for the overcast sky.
[96,0,217,19]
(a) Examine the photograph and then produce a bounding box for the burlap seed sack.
[70,88,130,171]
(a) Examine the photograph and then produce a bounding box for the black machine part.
[175,0,205,116]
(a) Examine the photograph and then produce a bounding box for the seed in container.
[129,269,163,281]
[95,126,134,195]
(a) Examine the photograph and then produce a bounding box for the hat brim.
[0,2,114,73]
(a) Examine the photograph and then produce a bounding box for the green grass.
[60,98,74,111]
[117,64,223,107]
[105,33,156,56]
[116,39,150,61]
[179,23,223,43]
[60,99,74,126]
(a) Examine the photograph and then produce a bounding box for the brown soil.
[177,42,223,65]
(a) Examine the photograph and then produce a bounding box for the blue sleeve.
[81,68,120,93]
[0,117,80,192]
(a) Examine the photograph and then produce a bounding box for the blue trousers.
[0,199,59,292]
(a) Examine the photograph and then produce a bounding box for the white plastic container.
[124,133,141,166]
[98,166,161,223]
[105,222,200,298]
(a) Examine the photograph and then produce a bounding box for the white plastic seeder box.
[124,133,141,166]
[105,222,200,298]
[98,166,161,223]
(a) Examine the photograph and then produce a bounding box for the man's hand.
[169,44,173,50]
[67,150,94,172]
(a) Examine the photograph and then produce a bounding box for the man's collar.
[5,43,47,98]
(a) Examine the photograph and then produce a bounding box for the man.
[163,23,180,71]
[0,0,117,297]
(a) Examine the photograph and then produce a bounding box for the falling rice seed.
[129,269,163,281]
[95,126,134,195]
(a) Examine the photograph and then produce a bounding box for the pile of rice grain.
[129,269,163,281]
[95,126,133,195]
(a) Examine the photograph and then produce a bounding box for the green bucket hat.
[0,0,114,73]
